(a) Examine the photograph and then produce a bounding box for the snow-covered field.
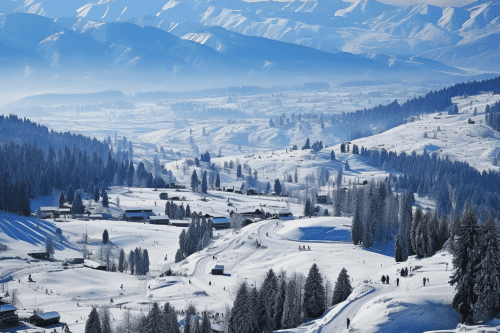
[2,89,500,332]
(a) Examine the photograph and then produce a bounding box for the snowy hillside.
[353,92,500,172]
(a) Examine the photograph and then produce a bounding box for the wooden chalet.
[30,312,60,327]
[28,251,50,260]
[0,302,19,329]
[84,259,107,271]
[148,215,170,225]
[211,265,224,275]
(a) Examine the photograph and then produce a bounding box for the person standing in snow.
[381,275,386,284]
[396,278,399,287]
[423,277,426,286]
[347,317,350,328]
[387,276,390,284]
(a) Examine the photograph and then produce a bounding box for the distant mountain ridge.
[1,0,499,71]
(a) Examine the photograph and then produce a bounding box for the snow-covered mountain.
[0,12,466,83]
[2,0,500,71]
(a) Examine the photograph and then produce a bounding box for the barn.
[30,312,60,327]
[211,265,224,275]
[149,215,170,225]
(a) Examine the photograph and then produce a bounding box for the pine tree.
[332,268,353,305]
[351,199,363,245]
[143,249,150,274]
[474,217,500,319]
[71,191,85,214]
[85,308,102,333]
[128,250,135,275]
[175,248,183,263]
[237,165,243,179]
[164,303,180,333]
[58,191,65,208]
[281,277,299,329]
[102,229,109,245]
[118,249,125,273]
[397,192,412,261]
[229,282,259,333]
[449,207,481,324]
[410,208,423,255]
[191,170,199,192]
[201,311,211,333]
[273,280,286,330]
[144,302,165,333]
[94,186,100,202]
[201,171,208,194]
[395,236,403,262]
[303,263,326,319]
[100,307,112,333]
[215,173,221,188]
[274,179,282,196]
[304,199,312,217]
[102,191,109,208]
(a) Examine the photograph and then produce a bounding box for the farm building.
[37,207,60,218]
[0,303,18,329]
[212,217,231,230]
[211,265,224,275]
[149,215,170,225]
[170,219,191,227]
[28,251,50,260]
[64,258,84,264]
[159,193,169,200]
[278,211,294,220]
[30,312,60,327]
[84,259,107,271]
[123,208,155,221]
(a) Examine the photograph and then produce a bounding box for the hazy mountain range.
[1,0,499,84]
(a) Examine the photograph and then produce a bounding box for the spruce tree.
[201,311,211,333]
[118,249,125,273]
[143,249,150,274]
[128,250,135,275]
[304,199,312,217]
[94,186,100,202]
[395,236,403,262]
[85,308,102,333]
[273,280,286,330]
[332,268,353,305]
[102,229,109,245]
[303,263,326,319]
[237,165,243,179]
[274,179,282,196]
[351,198,362,245]
[102,191,109,208]
[474,217,500,319]
[58,191,65,208]
[71,191,85,214]
[449,207,481,324]
[201,171,208,194]
[281,278,299,329]
[100,307,112,333]
[215,173,221,188]
[229,282,259,333]
[164,303,180,333]
[191,170,199,192]
[144,302,165,333]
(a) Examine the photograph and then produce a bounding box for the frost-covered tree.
[100,307,112,333]
[175,248,183,263]
[332,268,352,305]
[45,235,55,258]
[201,311,211,333]
[201,171,208,194]
[237,165,243,179]
[102,191,109,208]
[144,302,165,333]
[474,217,500,320]
[258,269,278,333]
[449,207,481,324]
[215,173,221,188]
[396,192,412,261]
[85,308,102,333]
[281,276,300,329]
[303,263,326,319]
[274,179,282,196]
[273,279,286,330]
[93,186,100,202]
[351,198,363,245]
[102,229,109,245]
[118,249,125,273]
[164,303,180,333]
[191,170,199,192]
[229,282,259,333]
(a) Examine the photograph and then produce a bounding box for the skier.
[386,276,390,284]
[396,278,399,287]
[423,277,426,286]
[347,317,350,329]
[381,275,386,284]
